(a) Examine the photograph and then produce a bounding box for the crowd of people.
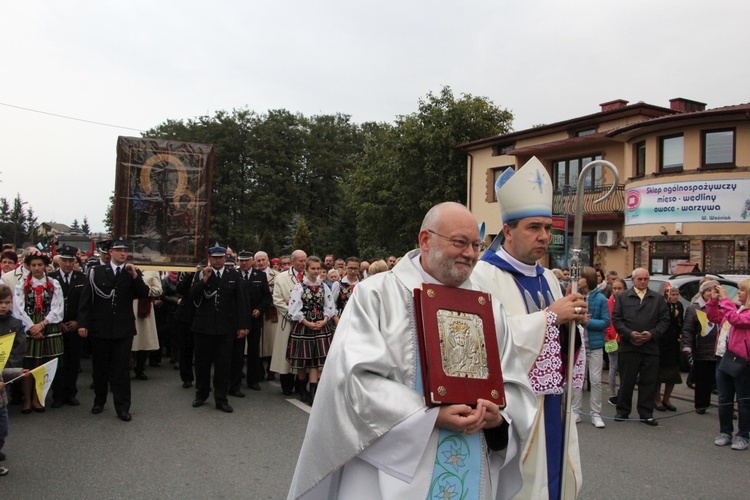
[0,238,402,476]
[2,160,749,494]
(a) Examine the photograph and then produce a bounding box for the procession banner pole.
[560,160,619,498]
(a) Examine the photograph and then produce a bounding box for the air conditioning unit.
[596,230,617,247]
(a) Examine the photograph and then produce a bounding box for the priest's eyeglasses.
[427,230,486,252]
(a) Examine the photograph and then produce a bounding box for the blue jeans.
[715,358,750,439]
[0,406,8,452]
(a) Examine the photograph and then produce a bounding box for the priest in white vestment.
[288,202,537,500]
[472,157,587,499]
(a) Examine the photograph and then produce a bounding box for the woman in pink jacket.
[706,279,750,451]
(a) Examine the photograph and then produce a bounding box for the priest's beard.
[424,247,475,287]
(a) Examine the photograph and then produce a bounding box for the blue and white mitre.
[495,156,553,224]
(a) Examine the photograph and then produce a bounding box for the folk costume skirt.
[287,322,331,369]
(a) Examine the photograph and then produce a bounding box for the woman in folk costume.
[286,256,334,405]
[472,157,586,499]
[12,253,64,413]
[130,270,163,380]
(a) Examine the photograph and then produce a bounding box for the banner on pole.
[113,136,215,268]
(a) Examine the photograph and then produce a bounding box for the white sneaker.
[591,415,605,428]
[714,434,732,446]
[0,466,8,476]
[731,436,749,451]
[574,413,582,424]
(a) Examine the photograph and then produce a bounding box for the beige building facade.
[460,98,750,276]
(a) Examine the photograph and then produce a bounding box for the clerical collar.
[497,246,538,277]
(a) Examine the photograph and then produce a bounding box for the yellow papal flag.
[695,310,709,336]
[0,332,16,371]
[29,358,59,407]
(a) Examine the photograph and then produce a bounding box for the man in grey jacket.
[612,268,670,425]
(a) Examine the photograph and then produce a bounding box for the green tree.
[258,229,276,258]
[0,197,11,245]
[0,198,10,224]
[292,215,314,255]
[71,219,80,232]
[349,86,513,254]
[26,207,38,245]
[81,217,91,235]
[10,194,28,246]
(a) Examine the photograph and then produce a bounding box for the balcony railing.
[552,185,625,216]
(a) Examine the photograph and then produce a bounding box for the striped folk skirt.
[25,323,64,369]
[286,322,332,369]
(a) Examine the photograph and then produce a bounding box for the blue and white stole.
[416,352,483,500]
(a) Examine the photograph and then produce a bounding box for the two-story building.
[459,98,750,276]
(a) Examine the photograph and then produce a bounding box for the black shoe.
[229,390,245,398]
[34,406,46,413]
[21,408,32,415]
[0,451,5,461]
[216,402,234,413]
[248,382,261,391]
[117,411,132,422]
[182,381,193,389]
[642,417,658,426]
[664,403,677,412]
[614,413,627,421]
[608,396,617,406]
[91,405,104,414]
[192,399,206,408]
[134,372,148,380]
[696,408,707,414]
[67,397,80,407]
[655,405,667,412]
[51,400,65,409]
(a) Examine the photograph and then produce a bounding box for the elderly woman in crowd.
[682,279,720,414]
[654,285,683,412]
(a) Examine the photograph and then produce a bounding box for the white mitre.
[495,156,553,224]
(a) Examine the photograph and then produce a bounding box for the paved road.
[2,363,747,499]
[3,360,309,499]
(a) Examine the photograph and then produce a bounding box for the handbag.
[718,349,749,378]
[604,339,619,353]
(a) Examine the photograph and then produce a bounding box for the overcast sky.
[1,0,747,234]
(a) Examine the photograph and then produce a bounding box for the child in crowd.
[1,283,31,476]
[286,256,334,405]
